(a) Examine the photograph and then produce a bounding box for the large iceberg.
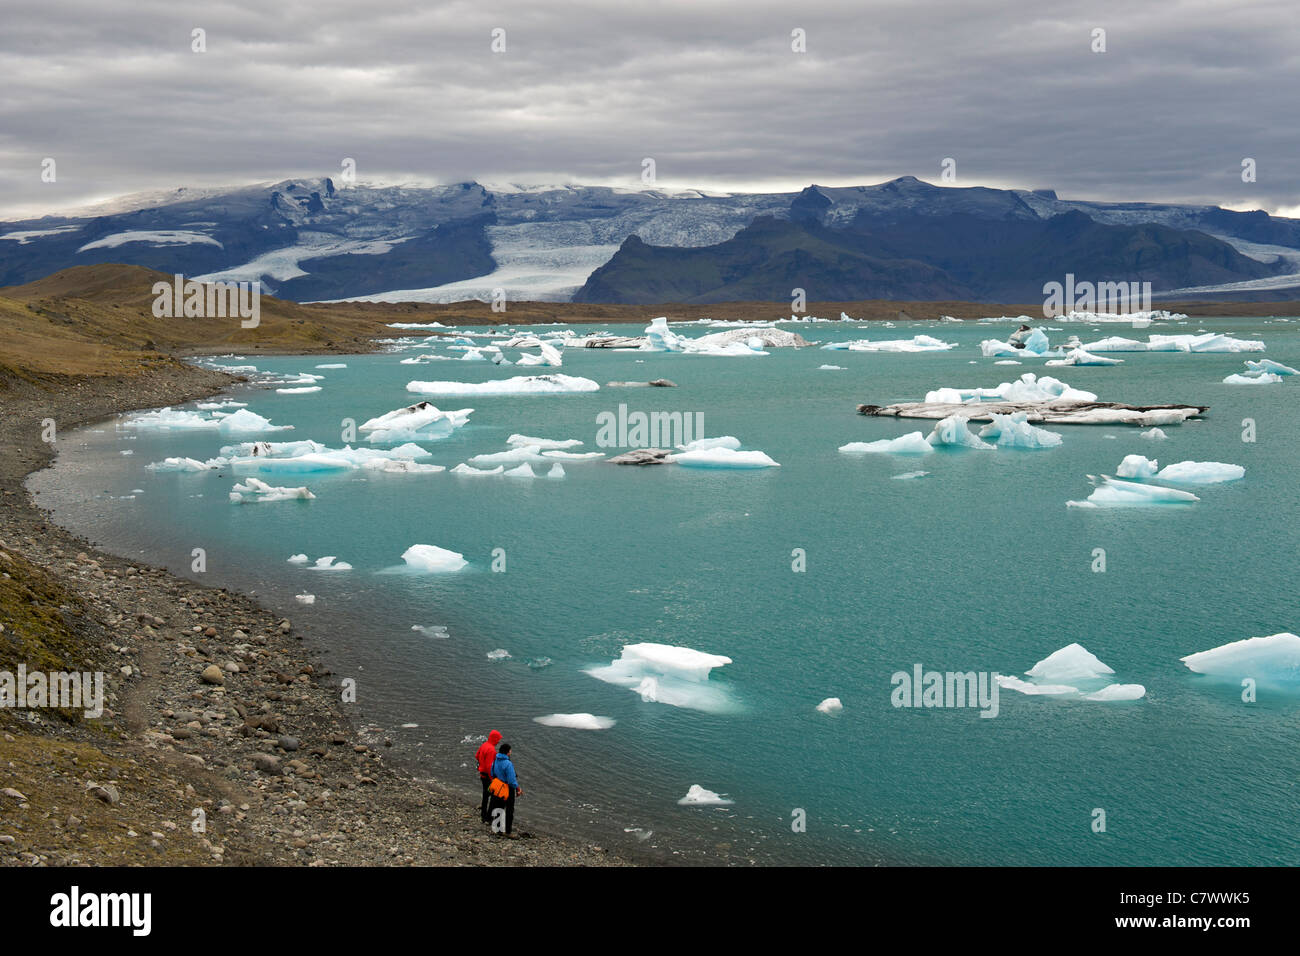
[976,412,1062,449]
[839,432,934,455]
[358,402,472,442]
[400,544,468,572]
[586,643,736,713]
[406,374,600,396]
[1181,633,1300,682]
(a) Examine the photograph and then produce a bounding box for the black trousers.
[479,772,491,822]
[487,791,516,834]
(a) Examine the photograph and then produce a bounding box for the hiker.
[487,742,522,837]
[475,729,503,823]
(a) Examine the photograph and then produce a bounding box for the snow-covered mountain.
[2,176,1297,303]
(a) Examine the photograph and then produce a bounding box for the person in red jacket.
[476,730,503,823]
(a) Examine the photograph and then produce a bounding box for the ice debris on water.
[677,785,734,806]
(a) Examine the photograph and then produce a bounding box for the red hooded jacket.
[476,730,502,775]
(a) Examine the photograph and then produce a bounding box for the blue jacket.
[492,752,518,790]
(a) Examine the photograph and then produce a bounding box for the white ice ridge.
[1180,633,1300,682]
[406,374,600,395]
[586,642,736,713]
[400,544,468,572]
[677,785,734,806]
[822,334,955,352]
[507,434,583,449]
[533,713,616,730]
[996,642,1145,701]
[976,412,1063,449]
[1050,309,1186,323]
[228,478,316,504]
[927,415,993,450]
[670,447,780,468]
[1082,333,1265,353]
[839,432,934,455]
[358,402,472,442]
[450,463,505,476]
[125,407,292,434]
[1067,474,1199,509]
[925,373,1097,405]
[815,697,843,714]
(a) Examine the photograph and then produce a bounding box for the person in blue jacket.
[487,742,523,837]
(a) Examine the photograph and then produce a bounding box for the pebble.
[200,664,225,685]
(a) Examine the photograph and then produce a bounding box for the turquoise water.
[31,316,1300,865]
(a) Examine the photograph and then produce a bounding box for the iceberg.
[976,412,1062,449]
[503,462,537,478]
[514,340,564,366]
[1026,643,1115,683]
[1181,633,1300,682]
[815,697,843,714]
[994,675,1080,696]
[839,432,934,455]
[228,478,315,504]
[469,445,549,467]
[831,335,955,353]
[406,374,600,396]
[533,713,616,730]
[450,463,504,476]
[547,463,566,479]
[295,594,315,605]
[1223,372,1282,385]
[671,447,780,469]
[924,373,1097,405]
[819,364,845,370]
[677,785,734,806]
[586,642,735,713]
[1244,359,1298,376]
[1085,333,1265,353]
[1140,428,1168,441]
[1083,684,1147,701]
[997,643,1145,702]
[1067,475,1199,508]
[217,409,293,435]
[145,456,214,472]
[315,363,347,369]
[358,402,472,442]
[400,544,468,572]
[1116,455,1158,479]
[287,553,309,564]
[276,386,321,394]
[676,436,741,452]
[309,556,352,571]
[1045,348,1124,367]
[927,415,994,450]
[1155,461,1244,484]
[892,470,930,479]
[507,434,583,449]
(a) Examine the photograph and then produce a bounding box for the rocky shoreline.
[0,363,628,867]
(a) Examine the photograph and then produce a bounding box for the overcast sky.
[1,0,1296,220]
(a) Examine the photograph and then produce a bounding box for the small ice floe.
[406,374,600,396]
[996,643,1145,702]
[892,470,930,480]
[276,386,322,394]
[120,449,134,456]
[1067,475,1198,508]
[1116,455,1159,479]
[533,713,616,730]
[826,335,954,353]
[586,643,735,713]
[358,402,472,442]
[816,697,843,714]
[1244,358,1298,376]
[993,360,1022,365]
[1223,372,1282,385]
[504,462,537,478]
[677,785,734,806]
[486,649,512,660]
[547,463,566,479]
[228,478,315,504]
[1155,461,1244,484]
[526,657,553,669]
[400,544,468,572]
[671,447,779,468]
[1045,348,1124,367]
[295,594,315,604]
[146,456,215,472]
[287,554,309,564]
[1140,428,1168,441]
[315,363,347,369]
[928,415,994,450]
[507,434,583,449]
[450,463,504,476]
[412,625,449,638]
[1181,633,1300,683]
[677,436,741,453]
[818,364,845,370]
[125,407,292,435]
[976,412,1062,449]
[840,432,933,455]
[308,555,352,571]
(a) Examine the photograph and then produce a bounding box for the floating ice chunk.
[124,407,219,431]
[504,462,537,478]
[450,463,504,476]
[514,341,564,366]
[671,447,780,469]
[892,470,930,479]
[276,386,322,394]
[677,785,733,806]
[1026,643,1116,683]
[1223,372,1282,385]
[1245,359,1298,376]
[406,374,600,396]
[196,401,247,410]
[1068,475,1199,508]
[469,445,547,467]
[927,415,994,450]
[217,409,293,435]
[358,402,472,442]
[412,625,449,638]
[995,674,1080,696]
[486,649,511,660]
[507,434,583,449]
[1140,428,1168,441]
[643,317,687,351]
[676,436,741,452]
[819,364,845,370]
[400,544,467,572]
[1181,633,1300,682]
[228,478,315,503]
[1116,455,1158,479]
[816,697,843,714]
[1081,336,1147,352]
[287,553,309,564]
[839,432,934,455]
[586,643,735,713]
[547,463,566,479]
[1045,348,1124,367]
[533,713,616,730]
[1147,332,1264,353]
[315,363,347,369]
[1083,684,1146,701]
[541,450,605,460]
[840,335,955,353]
[925,373,1096,405]
[146,456,214,472]
[360,458,446,474]
[1155,461,1244,484]
[295,594,315,604]
[976,412,1062,449]
[993,360,1022,365]
[1023,328,1050,354]
[309,556,352,571]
